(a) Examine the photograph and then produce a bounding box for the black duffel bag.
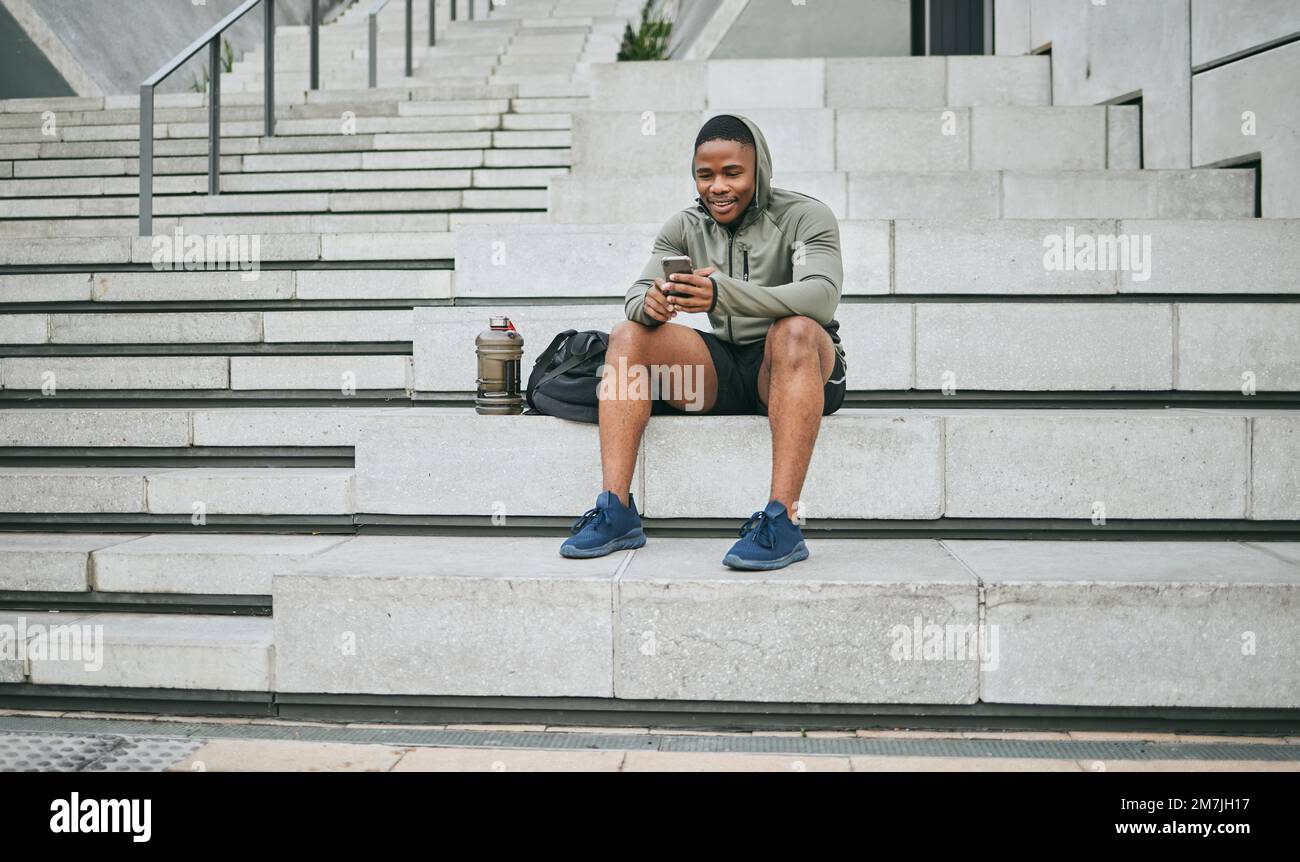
[524,329,609,423]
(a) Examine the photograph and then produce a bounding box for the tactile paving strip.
[2,719,1300,767]
[0,733,123,772]
[82,737,204,772]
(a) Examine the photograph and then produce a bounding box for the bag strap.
[530,331,606,392]
[532,329,576,372]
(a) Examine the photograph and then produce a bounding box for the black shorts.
[657,327,846,417]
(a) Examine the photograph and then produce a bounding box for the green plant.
[617,0,673,61]
[190,38,237,92]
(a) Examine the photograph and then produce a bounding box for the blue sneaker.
[722,500,809,570]
[560,490,647,559]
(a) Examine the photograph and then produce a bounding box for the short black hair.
[694,114,755,152]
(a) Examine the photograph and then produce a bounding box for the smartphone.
[661,256,694,298]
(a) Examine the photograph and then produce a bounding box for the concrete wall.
[2,0,347,96]
[1022,0,1192,169]
[662,0,733,59]
[710,0,911,59]
[993,0,1300,215]
[1193,40,1300,216]
[0,0,74,98]
[1191,0,1300,69]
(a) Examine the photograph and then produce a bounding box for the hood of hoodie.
[692,113,772,232]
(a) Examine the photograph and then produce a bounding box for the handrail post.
[429,0,436,46]
[451,0,456,22]
[136,0,262,236]
[139,85,154,236]
[209,36,221,195]
[405,0,413,77]
[368,11,378,87]
[310,0,319,90]
[264,0,275,136]
[469,0,474,20]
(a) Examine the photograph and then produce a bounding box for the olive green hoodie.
[624,113,846,373]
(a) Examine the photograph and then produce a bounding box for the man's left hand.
[665,266,716,314]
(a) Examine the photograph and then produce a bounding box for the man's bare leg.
[599,321,719,507]
[755,316,836,517]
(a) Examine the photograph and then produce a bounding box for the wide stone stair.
[0,14,1297,729]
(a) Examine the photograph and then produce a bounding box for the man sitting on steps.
[560,113,848,570]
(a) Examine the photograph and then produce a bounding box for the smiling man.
[560,113,847,570]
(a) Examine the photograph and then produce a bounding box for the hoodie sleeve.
[709,202,843,325]
[625,211,690,327]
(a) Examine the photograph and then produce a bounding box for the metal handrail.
[368,0,414,87]
[138,0,274,236]
[310,0,320,90]
[365,0,499,86]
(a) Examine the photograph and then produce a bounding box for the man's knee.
[766,315,823,362]
[608,319,656,355]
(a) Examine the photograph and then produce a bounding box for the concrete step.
[23,96,528,128]
[1,309,414,345]
[1,182,545,219]
[0,97,110,113]
[0,466,354,514]
[572,106,1136,175]
[395,98,512,116]
[409,61,530,81]
[0,408,400,447]
[0,532,348,595]
[242,147,570,171]
[301,84,519,104]
[450,219,1300,297]
[0,231,454,267]
[0,533,143,591]
[349,409,1296,520]
[548,170,1257,223]
[0,97,481,130]
[398,301,1300,394]
[490,73,586,91]
[0,205,546,236]
[5,131,569,161]
[500,113,578,131]
[11,156,244,179]
[0,409,1292,520]
[9,138,262,159]
[101,267,446,301]
[591,56,1053,111]
[499,52,587,67]
[0,356,231,390]
[0,610,273,690]
[2,147,569,180]
[0,167,566,198]
[0,111,574,145]
[107,91,309,110]
[0,354,413,391]
[271,535,1300,706]
[513,80,594,99]
[223,75,481,95]
[510,96,590,113]
[3,129,568,159]
[13,536,1291,704]
[0,213,474,238]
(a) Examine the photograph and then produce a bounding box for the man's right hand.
[643,279,676,323]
